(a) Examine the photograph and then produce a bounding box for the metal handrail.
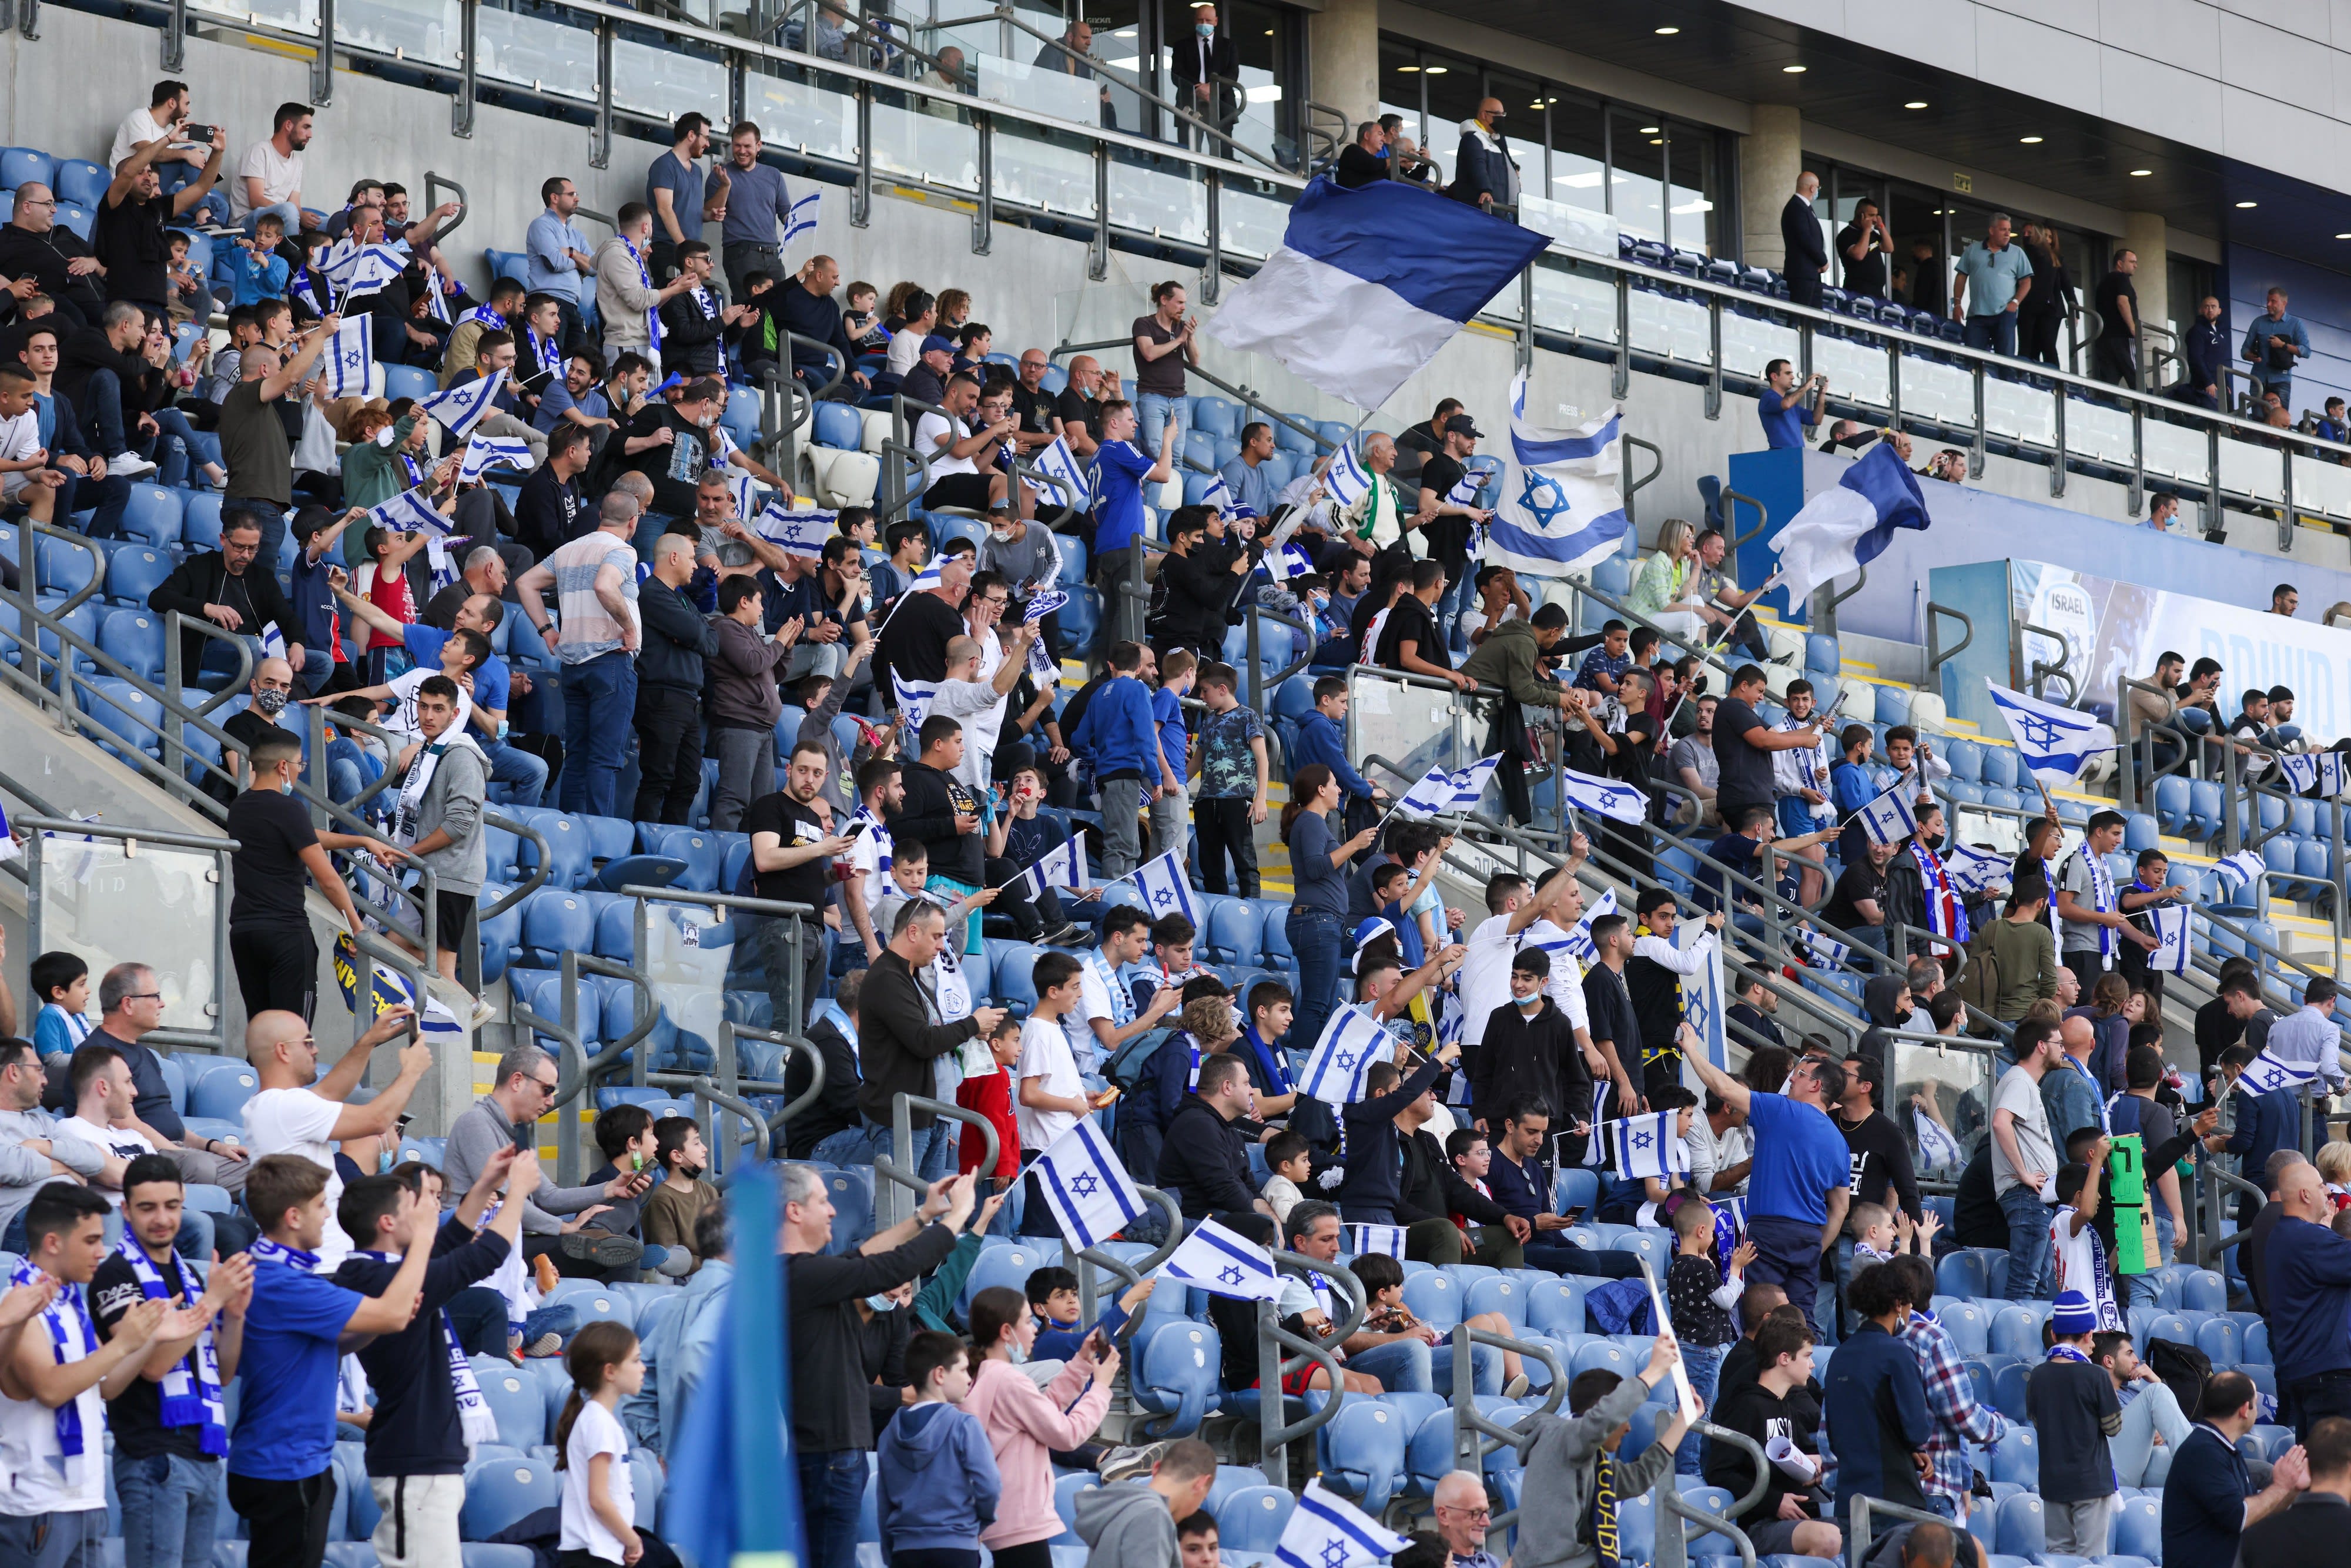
[1924,601,1972,675]
[876,1093,1002,1230]
[1048,336,1340,458]
[1652,1422,1767,1568]
[1847,1496,1962,1568]
[1072,1183,1184,1329]
[510,948,662,1184]
[1450,1321,1565,1474]
[1257,1249,1365,1489]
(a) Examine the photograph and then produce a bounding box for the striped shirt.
[546,530,640,664]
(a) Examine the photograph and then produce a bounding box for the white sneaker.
[108,452,155,478]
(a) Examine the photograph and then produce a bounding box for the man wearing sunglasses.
[442,1046,653,1279]
[85,960,254,1201]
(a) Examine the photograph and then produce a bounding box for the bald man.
[931,626,1033,789]
[242,1005,433,1267]
[2262,1160,2351,1440]
[2041,1014,2106,1150]
[1432,1472,1500,1568]
[1055,353,1117,458]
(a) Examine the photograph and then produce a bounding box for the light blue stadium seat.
[469,1360,548,1449]
[187,1064,259,1122]
[1216,1485,1292,1554]
[1944,739,1983,782]
[1202,896,1260,964]
[1463,1272,1528,1328]
[2112,1494,2161,1560]
[98,609,166,683]
[2181,1269,2227,1312]
[1938,1299,1989,1358]
[2194,1315,2241,1368]
[1990,1361,2032,1422]
[383,364,437,404]
[1525,1275,1588,1338]
[1988,1304,2041,1361]
[1401,1270,1462,1331]
[1990,1424,2038,1485]
[460,1454,561,1540]
[122,485,185,550]
[36,535,99,598]
[1312,1395,1406,1513]
[1995,1490,2045,1560]
[544,1279,635,1330]
[513,809,594,889]
[518,887,594,968]
[822,1167,875,1254]
[0,148,55,192]
[813,401,863,449]
[1130,1317,1220,1438]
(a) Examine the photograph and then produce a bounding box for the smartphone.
[180,123,217,145]
[1085,1328,1111,1358]
[1558,1206,1586,1227]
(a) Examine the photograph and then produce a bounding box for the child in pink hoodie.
[960,1285,1119,1568]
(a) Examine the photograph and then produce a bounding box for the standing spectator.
[1713,666,1823,827]
[875,1328,1001,1565]
[1777,174,1827,309]
[1131,281,1197,455]
[517,495,641,817]
[2092,249,2140,387]
[226,732,370,1020]
[1191,662,1267,897]
[2173,294,2228,409]
[1167,5,1238,148]
[97,129,225,326]
[1447,95,1520,210]
[966,1285,1118,1568]
[1837,199,1891,296]
[2237,1416,2351,1564]
[1704,1311,1840,1557]
[647,113,716,283]
[2040,1016,2106,1150]
[1689,1049,1850,1320]
[229,1154,428,1568]
[1881,1254,2005,1530]
[1510,1336,1692,1568]
[2243,288,2309,408]
[1280,768,1379,1060]
[2057,810,2152,994]
[332,1154,534,1568]
[857,904,1006,1178]
[230,102,310,234]
[1068,641,1166,880]
[1758,359,1824,450]
[2162,1371,2306,1567]
[594,205,694,366]
[1824,1259,1932,1520]
[1837,1051,1921,1224]
[80,966,248,1200]
[2265,1161,2351,1439]
[440,1049,654,1275]
[242,1009,431,1269]
[712,123,791,302]
[1990,1017,2063,1300]
[527,177,597,353]
[1086,400,1177,608]
[707,574,796,831]
[1951,213,2033,356]
[212,314,339,573]
[631,532,719,825]
[2031,1291,2122,1555]
[746,740,855,1033]
[379,677,488,984]
[2016,223,2077,368]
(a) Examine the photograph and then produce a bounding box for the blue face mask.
[865,1294,895,1313]
[1195,21,1214,38]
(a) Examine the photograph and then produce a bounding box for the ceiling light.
[2018,135,2042,144]
[1781,64,1806,73]
[2129,168,2152,176]
[1422,65,1446,74]
[1903,100,1927,110]
[1395,63,1418,71]
[1648,138,1663,145]
[1639,126,1660,133]
[2337,233,2351,239]
[2238,200,2257,208]
[1655,25,1679,34]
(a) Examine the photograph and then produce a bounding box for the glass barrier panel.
[1107,151,1207,244]
[1347,668,1465,785]
[2061,391,2130,467]
[1901,354,1975,428]
[1816,331,1890,409]
[2144,418,2208,487]
[745,66,859,166]
[1983,375,2054,448]
[189,0,317,33]
[612,36,728,123]
[1220,176,1293,261]
[1625,289,1677,360]
[870,95,982,193]
[475,5,600,100]
[1519,196,1617,260]
[2292,451,2351,524]
[35,835,220,1036]
[2218,433,2287,503]
[972,48,1103,126]
[993,120,1098,220]
[1531,257,1617,347]
[340,0,461,64]
[1720,313,1796,383]
[1888,1036,2000,1176]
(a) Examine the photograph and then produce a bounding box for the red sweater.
[956,1070,1019,1180]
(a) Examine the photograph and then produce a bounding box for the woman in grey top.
[1282,762,1381,1066]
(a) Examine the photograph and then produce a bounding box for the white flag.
[1163,1217,1287,1302]
[1031,1118,1147,1251]
[1007,836,1088,902]
[1321,441,1372,510]
[418,368,508,439]
[1770,442,1931,608]
[2149,903,2192,976]
[319,314,373,399]
[1582,1079,1613,1168]
[1612,1111,1691,1181]
[458,434,534,484]
[1853,782,1920,847]
[1296,1004,1390,1105]
[1559,766,1649,825]
[755,503,833,559]
[1348,1224,1405,1259]
[1131,849,1198,929]
[1986,682,2115,788]
[1274,1480,1414,1568]
[1488,374,1629,580]
[260,624,287,661]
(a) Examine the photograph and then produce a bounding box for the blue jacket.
[874,1401,1001,1557]
[1070,675,1157,780]
[1137,1030,1201,1134]
[1293,711,1376,801]
[2226,1084,2299,1180]
[1333,1056,1441,1219]
[1821,1321,1933,1519]
[2263,1217,2351,1382]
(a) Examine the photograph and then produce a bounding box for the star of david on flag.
[890,671,940,742]
[1296,1003,1389,1105]
[1162,1217,1287,1302]
[2237,1046,2319,1097]
[319,315,373,400]
[458,434,534,484]
[1003,835,1087,903]
[1392,754,1503,821]
[333,243,408,306]
[1274,1481,1414,1568]
[1030,436,1091,511]
[1941,841,2010,897]
[1611,1110,1690,1181]
[1031,1118,1147,1251]
[1131,849,1198,929]
[1851,780,1919,848]
[754,504,833,559]
[1559,765,1649,825]
[1985,682,2115,788]
[418,369,508,440]
[1321,441,1373,510]
[2149,903,2193,976]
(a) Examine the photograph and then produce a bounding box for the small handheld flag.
[1558,766,1649,825]
[1798,926,1850,970]
[1348,1224,1405,1258]
[2149,903,2192,976]
[319,315,373,399]
[1321,441,1373,510]
[418,370,507,439]
[1770,441,1931,607]
[1853,782,1920,847]
[1031,1119,1147,1250]
[1296,1004,1390,1105]
[2237,1047,2318,1097]
[1612,1110,1691,1181]
[1004,836,1088,902]
[781,187,820,247]
[458,434,533,484]
[1942,842,2011,896]
[1131,849,1198,929]
[1986,682,2115,788]
[1199,472,1236,512]
[754,504,832,559]
[1556,887,1617,966]
[260,625,287,661]
[1163,1217,1287,1302]
[1030,437,1091,510]
[367,485,454,539]
[2214,850,2266,892]
[1274,1481,1414,1568]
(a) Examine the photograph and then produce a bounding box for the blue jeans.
[1676,1343,1724,1474]
[150,408,222,488]
[242,202,302,237]
[799,1448,866,1568]
[1998,1184,2055,1299]
[225,498,287,589]
[158,161,230,227]
[116,1450,222,1568]
[1962,311,2018,357]
[1287,909,1345,1070]
[61,471,133,539]
[1349,1337,1502,1397]
[558,650,637,817]
[1136,392,1190,457]
[480,737,548,808]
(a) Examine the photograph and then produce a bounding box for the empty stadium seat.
[461,1455,561,1540]
[1131,1318,1220,1438]
[470,1360,548,1448]
[187,1063,259,1121]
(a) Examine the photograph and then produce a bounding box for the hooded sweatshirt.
[963,1356,1114,1548]
[1074,1480,1179,1568]
[875,1399,1003,1558]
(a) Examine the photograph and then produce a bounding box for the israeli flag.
[418,368,507,439]
[2238,1046,2319,1097]
[319,314,372,400]
[1297,1003,1389,1105]
[1558,887,1616,966]
[727,470,761,522]
[367,485,452,538]
[1266,541,1316,582]
[1485,373,1627,580]
[1132,849,1198,929]
[1031,1118,1147,1251]
[1611,1110,1691,1181]
[1203,176,1547,410]
[1394,755,1502,820]
[1943,841,2010,896]
[1559,766,1649,825]
[782,187,820,247]
[1199,471,1236,512]
[1275,1481,1414,1568]
[1985,682,2114,788]
[890,671,939,735]
[755,503,832,559]
[1163,1217,1288,1302]
[2215,850,2266,891]
[458,434,533,484]
[880,558,945,631]
[1853,781,1920,847]
[1023,588,1068,624]
[1770,441,1932,608]
[1007,836,1088,902]
[2150,903,2193,976]
[1799,926,1850,970]
[336,243,408,305]
[1347,1225,1405,1259]
[260,624,286,661]
[1031,436,1091,511]
[1320,441,1373,510]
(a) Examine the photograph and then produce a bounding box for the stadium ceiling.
[1428,0,2351,266]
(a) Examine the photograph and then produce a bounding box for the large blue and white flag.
[1203,176,1547,410]
[1030,1118,1147,1251]
[1031,436,1091,510]
[2214,850,2266,891]
[2150,903,2193,976]
[1321,440,1373,511]
[418,370,507,439]
[1131,849,1198,929]
[1770,441,1931,608]
[1005,835,1088,902]
[1488,374,1629,579]
[1275,1481,1414,1568]
[1163,1216,1287,1302]
[1559,766,1649,825]
[2238,1046,2319,1097]
[1297,1003,1389,1105]
[755,504,832,559]
[367,485,453,538]
[319,314,372,399]
[1612,1110,1691,1181]
[1943,841,2011,897]
[1985,682,2114,788]
[782,187,820,247]
[1853,781,1920,847]
[458,433,533,484]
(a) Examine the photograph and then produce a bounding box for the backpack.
[1107,1027,1171,1094]
[2146,1336,2212,1419]
[1950,922,2005,1030]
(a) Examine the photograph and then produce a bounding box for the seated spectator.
[1705,1310,1841,1558]
[29,951,93,1063]
[639,1116,715,1276]
[658,242,756,379]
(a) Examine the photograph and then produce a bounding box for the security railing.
[1257,1248,1364,1490]
[876,1092,999,1230]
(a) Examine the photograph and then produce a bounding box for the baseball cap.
[1445,414,1483,439]
[921,333,956,357]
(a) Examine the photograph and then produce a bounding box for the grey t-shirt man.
[1990,1066,2057,1202]
[979,521,1063,597]
[714,161,789,249]
[2057,850,2108,959]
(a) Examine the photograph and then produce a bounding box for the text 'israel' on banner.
[1202,176,1548,411]
[1487,371,1629,580]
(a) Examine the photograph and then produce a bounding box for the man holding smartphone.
[1759,359,1825,451]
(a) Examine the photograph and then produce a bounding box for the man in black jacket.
[0,184,107,325]
[148,507,304,683]
[1168,4,1239,149]
[765,254,872,397]
[57,302,158,474]
[784,1161,977,1568]
[854,902,1004,1170]
[514,423,592,561]
[785,969,868,1160]
[891,716,987,891]
[1147,508,1247,660]
[657,242,758,379]
[1335,1047,1454,1225]
[632,531,719,824]
[1469,948,1577,1130]
[1156,1056,1271,1224]
[1394,1082,1526,1267]
[1334,121,1389,188]
[1781,172,1827,311]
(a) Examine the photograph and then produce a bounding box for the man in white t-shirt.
[242,1006,434,1268]
[916,373,1023,517]
[1458,856,1591,1052]
[1076,908,1181,1080]
[929,630,1033,789]
[232,100,312,232]
[842,757,902,963]
[320,629,484,751]
[1013,951,1103,1238]
[56,1046,156,1209]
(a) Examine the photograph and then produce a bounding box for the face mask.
[378,1148,398,1174]
[256,689,289,716]
[1517,991,1542,1011]
[374,427,396,447]
[1006,1340,1030,1364]
[1195,21,1214,37]
[864,1294,896,1313]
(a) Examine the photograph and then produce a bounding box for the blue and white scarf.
[12,1258,97,1457]
[1241,1023,1293,1095]
[398,451,425,488]
[525,329,562,380]
[689,286,719,321]
[248,1236,320,1272]
[2045,1342,2093,1365]
[1911,840,1969,944]
[114,1236,226,1455]
[2076,843,2117,966]
[461,304,506,331]
[351,1249,498,1446]
[624,239,664,351]
[1084,947,1134,1029]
